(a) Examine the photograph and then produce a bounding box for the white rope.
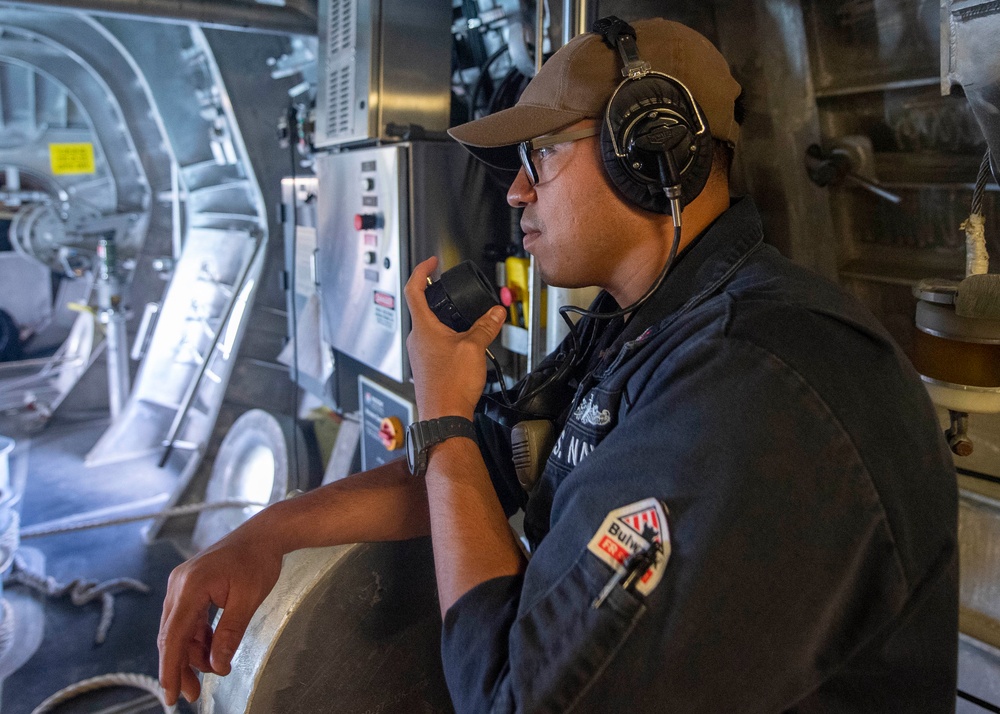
[3,499,265,644]
[5,552,149,645]
[0,598,14,660]
[20,499,267,539]
[30,672,174,714]
[0,510,18,574]
[962,212,989,276]
[0,509,18,659]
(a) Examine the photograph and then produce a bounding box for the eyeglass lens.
[518,142,538,186]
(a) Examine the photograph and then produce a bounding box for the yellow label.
[50,143,96,175]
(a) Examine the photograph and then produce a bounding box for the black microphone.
[424,260,501,332]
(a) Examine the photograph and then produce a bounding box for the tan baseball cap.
[448,17,742,171]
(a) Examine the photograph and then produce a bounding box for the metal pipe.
[170,161,182,260]
[843,173,902,204]
[526,0,547,370]
[562,0,573,46]
[535,0,545,74]
[104,313,130,418]
[542,0,601,355]
[562,0,592,45]
[1,0,317,35]
[96,238,130,417]
[578,0,593,38]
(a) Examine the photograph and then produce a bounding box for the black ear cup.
[600,74,714,214]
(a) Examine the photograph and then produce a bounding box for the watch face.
[405,424,421,475]
[405,426,416,473]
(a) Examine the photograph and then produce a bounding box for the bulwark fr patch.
[587,498,670,597]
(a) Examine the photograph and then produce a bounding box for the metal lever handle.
[805,143,901,204]
[843,173,901,204]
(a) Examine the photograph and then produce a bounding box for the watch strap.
[424,415,477,444]
[407,416,477,476]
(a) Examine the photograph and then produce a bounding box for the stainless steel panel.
[316,0,367,147]
[943,0,1000,179]
[377,0,451,137]
[956,475,1000,710]
[314,0,451,148]
[316,140,506,386]
[804,0,939,95]
[958,481,1000,648]
[316,144,407,382]
[714,0,838,280]
[958,634,1000,713]
[281,175,334,402]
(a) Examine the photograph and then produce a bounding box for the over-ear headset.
[595,16,714,215]
[483,18,720,424]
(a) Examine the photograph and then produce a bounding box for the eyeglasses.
[517,125,600,186]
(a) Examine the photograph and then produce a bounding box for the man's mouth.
[521,229,540,250]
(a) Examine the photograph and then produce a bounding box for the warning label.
[375,305,395,330]
[50,143,96,175]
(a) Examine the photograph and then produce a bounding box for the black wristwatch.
[405,416,477,476]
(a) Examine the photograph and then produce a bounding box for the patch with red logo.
[586,498,670,597]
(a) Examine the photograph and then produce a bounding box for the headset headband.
[594,17,651,80]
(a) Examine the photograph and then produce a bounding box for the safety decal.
[587,498,670,597]
[49,143,96,175]
[373,291,395,309]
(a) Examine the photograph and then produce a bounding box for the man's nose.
[507,168,536,208]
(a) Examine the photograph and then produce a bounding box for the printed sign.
[50,143,96,175]
[359,375,413,471]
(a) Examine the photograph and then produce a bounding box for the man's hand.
[404,256,507,420]
[157,522,283,705]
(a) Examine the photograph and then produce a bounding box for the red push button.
[354,213,378,230]
[378,416,404,450]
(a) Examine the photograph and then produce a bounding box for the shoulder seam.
[723,333,913,592]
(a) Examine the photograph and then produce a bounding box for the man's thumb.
[471,306,507,345]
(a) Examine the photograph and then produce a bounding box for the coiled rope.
[30,672,174,714]
[4,498,266,710]
[0,598,14,661]
[5,499,265,643]
[1,509,21,660]
[0,509,18,573]
[6,551,148,645]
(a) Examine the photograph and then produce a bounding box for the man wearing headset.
[159,17,958,711]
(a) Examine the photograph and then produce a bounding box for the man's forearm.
[257,458,431,554]
[425,438,527,615]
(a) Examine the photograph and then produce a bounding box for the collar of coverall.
[587,196,764,378]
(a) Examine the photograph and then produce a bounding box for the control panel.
[315,145,408,382]
[314,140,503,391]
